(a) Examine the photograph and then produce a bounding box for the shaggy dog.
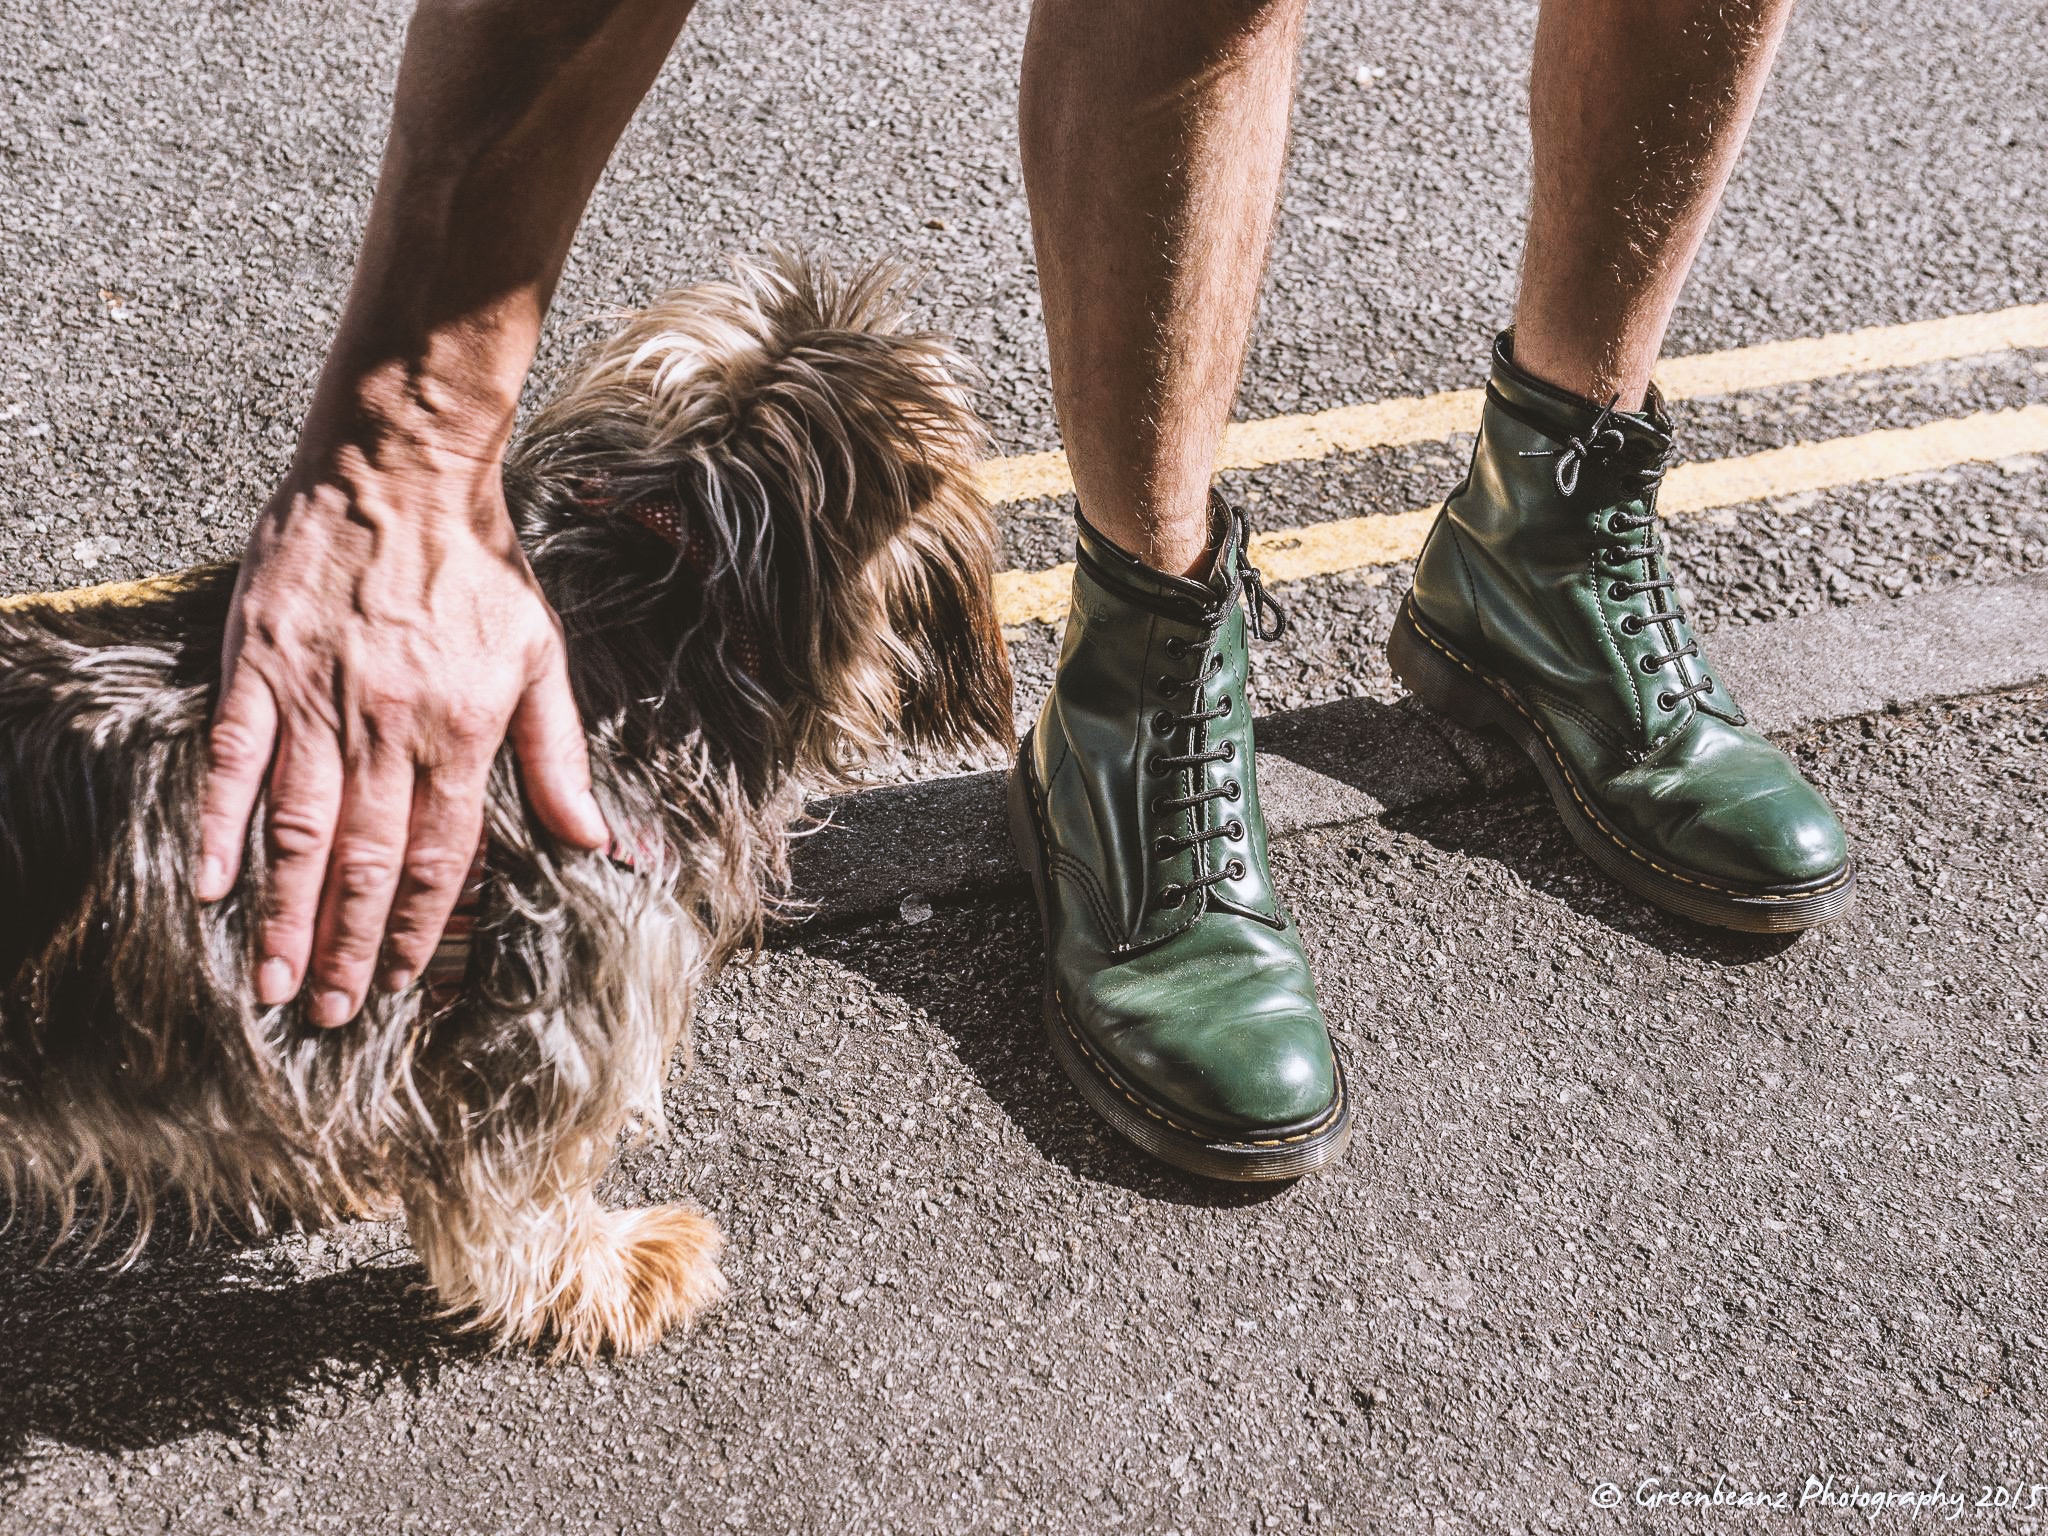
[0,255,1013,1357]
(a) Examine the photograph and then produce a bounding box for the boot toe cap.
[1611,722,1851,890]
[1679,778,1849,889]
[1085,955,1341,1140]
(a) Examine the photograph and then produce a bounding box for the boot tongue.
[1074,493,1238,618]
[1490,329,1672,464]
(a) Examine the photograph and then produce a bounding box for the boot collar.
[1075,491,1284,638]
[1488,330,1672,499]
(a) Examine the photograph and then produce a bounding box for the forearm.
[305,0,697,473]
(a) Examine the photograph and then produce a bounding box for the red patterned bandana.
[419,478,767,1004]
[574,479,766,678]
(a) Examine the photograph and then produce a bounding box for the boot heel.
[1387,599,1503,734]
[1007,733,1054,942]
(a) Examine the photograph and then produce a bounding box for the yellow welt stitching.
[1406,611,1854,903]
[1024,762,1345,1150]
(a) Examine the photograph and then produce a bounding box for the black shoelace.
[1603,506,1715,711]
[1146,510,1286,911]
[1517,396,1630,499]
[1541,408,1717,714]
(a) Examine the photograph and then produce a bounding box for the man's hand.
[196,425,609,1026]
[182,0,703,1024]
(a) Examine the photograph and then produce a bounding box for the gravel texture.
[4,0,2046,590]
[3,0,2045,1529]
[5,688,2042,1534]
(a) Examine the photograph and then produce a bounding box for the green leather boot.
[1390,332,1855,932]
[1008,494,1350,1180]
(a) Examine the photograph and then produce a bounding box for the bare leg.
[1020,0,1307,576]
[1513,0,1798,410]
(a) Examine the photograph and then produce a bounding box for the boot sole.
[1006,738,1353,1182]
[1387,597,1856,934]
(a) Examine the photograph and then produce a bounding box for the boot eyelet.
[1639,655,1660,673]
[1146,752,1167,775]
[1603,545,1626,564]
[1158,884,1186,909]
[1227,819,1244,840]
[1217,694,1232,718]
[1148,796,1168,815]
[1226,859,1247,880]
[1608,582,1629,601]
[1224,780,1242,802]
[1158,676,1180,697]
[1703,677,1716,694]
[1220,740,1236,761]
[1153,711,1175,734]
[1606,513,1629,535]
[1657,691,1676,710]
[1163,637,1188,659]
[1619,614,1643,635]
[1152,837,1178,860]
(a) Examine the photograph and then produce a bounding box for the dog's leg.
[404,1161,726,1359]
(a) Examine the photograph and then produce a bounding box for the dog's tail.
[506,252,1014,785]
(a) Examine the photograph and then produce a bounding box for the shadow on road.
[0,1215,472,1475]
[1384,791,1803,964]
[808,903,1290,1210]
[1270,694,1803,966]
[791,693,1794,1203]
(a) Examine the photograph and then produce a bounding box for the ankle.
[1503,319,1655,414]
[1071,487,1216,579]
[1077,494,1228,586]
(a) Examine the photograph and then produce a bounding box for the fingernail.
[256,957,294,1005]
[197,856,226,898]
[313,988,355,1028]
[378,966,413,994]
[579,793,611,847]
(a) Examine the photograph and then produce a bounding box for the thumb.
[196,662,280,901]
[508,643,609,850]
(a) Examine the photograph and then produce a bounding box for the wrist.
[310,311,531,451]
[276,365,523,549]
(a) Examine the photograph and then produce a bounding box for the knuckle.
[379,925,440,971]
[255,906,313,952]
[527,622,569,673]
[441,703,505,755]
[331,854,401,904]
[312,942,376,985]
[208,720,269,776]
[266,805,332,861]
[402,844,476,894]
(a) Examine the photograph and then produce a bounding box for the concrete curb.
[791,574,2048,923]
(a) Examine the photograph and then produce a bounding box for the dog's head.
[510,253,1014,794]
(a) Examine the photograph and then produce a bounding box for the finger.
[305,744,416,1027]
[507,649,608,850]
[374,761,490,994]
[196,668,280,902]
[253,721,344,1012]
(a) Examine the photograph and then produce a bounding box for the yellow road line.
[975,302,2048,506]
[0,564,225,614]
[996,403,2048,626]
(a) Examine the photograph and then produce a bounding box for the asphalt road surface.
[3,0,2045,1530]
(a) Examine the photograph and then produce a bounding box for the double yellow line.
[987,303,2048,627]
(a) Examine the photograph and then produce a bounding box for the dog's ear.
[865,458,1015,757]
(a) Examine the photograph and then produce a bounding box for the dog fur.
[0,254,1013,1358]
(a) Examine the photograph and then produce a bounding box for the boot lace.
[1517,396,1630,499]
[1603,506,1714,711]
[1543,412,1715,713]
[1147,510,1286,911]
